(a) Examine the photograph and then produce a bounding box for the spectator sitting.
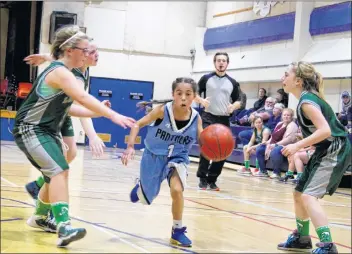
[233,88,267,123]
[237,97,275,145]
[246,96,276,124]
[256,108,298,178]
[265,103,284,131]
[275,88,288,107]
[254,88,268,111]
[338,91,351,126]
[237,116,271,175]
[279,146,315,183]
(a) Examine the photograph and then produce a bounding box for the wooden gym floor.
[1,140,351,253]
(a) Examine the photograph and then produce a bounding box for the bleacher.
[190,108,352,188]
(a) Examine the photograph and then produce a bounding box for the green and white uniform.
[60,68,89,137]
[13,61,74,183]
[295,91,351,198]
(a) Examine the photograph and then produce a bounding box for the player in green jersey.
[24,42,106,160]
[13,25,135,247]
[23,43,109,206]
[278,61,351,254]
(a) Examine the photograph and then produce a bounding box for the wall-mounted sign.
[99,90,112,97]
[97,133,111,142]
[129,92,143,100]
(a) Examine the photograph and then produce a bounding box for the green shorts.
[13,123,69,183]
[60,116,74,137]
[295,137,351,198]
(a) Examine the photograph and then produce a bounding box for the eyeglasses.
[72,47,90,55]
[88,49,98,55]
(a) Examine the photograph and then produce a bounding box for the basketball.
[199,124,235,162]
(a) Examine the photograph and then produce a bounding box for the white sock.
[173,220,182,229]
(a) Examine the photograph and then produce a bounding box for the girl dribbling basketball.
[121,77,203,247]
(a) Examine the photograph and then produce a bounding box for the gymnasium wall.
[37,2,86,72]
[206,1,296,28]
[36,0,351,115]
[192,1,351,114]
[36,1,206,143]
[38,1,206,100]
[0,8,9,80]
[205,0,347,29]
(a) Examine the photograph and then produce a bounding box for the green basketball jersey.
[72,67,89,91]
[297,91,347,148]
[14,61,74,134]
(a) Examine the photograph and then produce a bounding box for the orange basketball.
[199,124,235,162]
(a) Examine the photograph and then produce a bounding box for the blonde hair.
[51,25,90,60]
[283,108,294,115]
[281,108,295,122]
[289,61,325,100]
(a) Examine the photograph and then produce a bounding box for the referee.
[195,52,244,191]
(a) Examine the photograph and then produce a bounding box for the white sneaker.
[270,173,280,179]
[27,214,57,233]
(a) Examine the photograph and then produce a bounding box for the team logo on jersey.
[155,128,194,145]
[165,123,171,129]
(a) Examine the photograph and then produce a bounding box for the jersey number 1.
[168,144,175,157]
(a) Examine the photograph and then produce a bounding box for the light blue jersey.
[144,102,199,158]
[137,102,199,205]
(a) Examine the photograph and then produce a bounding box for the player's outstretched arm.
[46,67,135,129]
[68,104,102,118]
[24,53,53,66]
[121,104,164,166]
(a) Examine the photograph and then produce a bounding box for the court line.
[2,187,351,217]
[184,198,351,250]
[3,195,350,249]
[3,183,348,208]
[0,189,215,212]
[74,215,150,253]
[73,217,198,254]
[2,192,346,224]
[1,218,23,222]
[80,207,243,218]
[1,197,198,254]
[233,172,352,198]
[227,211,351,223]
[335,191,352,197]
[3,187,350,228]
[189,165,352,198]
[330,222,352,227]
[0,177,18,187]
[1,205,32,209]
[0,173,128,183]
[195,190,352,230]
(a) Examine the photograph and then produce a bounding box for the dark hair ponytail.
[136,99,173,111]
[136,77,197,112]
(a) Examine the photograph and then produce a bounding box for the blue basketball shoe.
[170,227,192,247]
